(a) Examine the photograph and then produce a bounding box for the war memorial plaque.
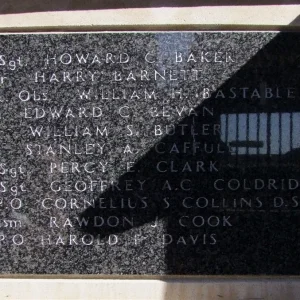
[1,32,300,275]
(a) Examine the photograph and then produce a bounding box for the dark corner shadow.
[78,25,300,275]
[0,0,299,15]
[289,15,300,26]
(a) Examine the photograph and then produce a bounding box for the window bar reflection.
[246,112,249,167]
[257,112,260,165]
[290,112,293,153]
[236,113,239,166]
[267,112,271,166]
[279,112,282,162]
[225,113,229,165]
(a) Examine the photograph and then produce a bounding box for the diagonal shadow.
[0,0,299,15]
[79,29,300,275]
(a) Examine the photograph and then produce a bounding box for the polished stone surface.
[1,32,300,274]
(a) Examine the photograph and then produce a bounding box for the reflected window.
[221,112,299,157]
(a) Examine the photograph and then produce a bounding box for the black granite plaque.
[1,32,300,274]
